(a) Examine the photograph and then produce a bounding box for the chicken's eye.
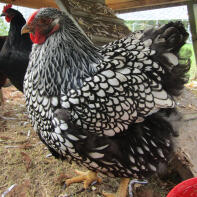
[40,18,52,25]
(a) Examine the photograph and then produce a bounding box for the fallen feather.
[1,184,17,197]
[5,143,34,149]
[5,145,19,149]
[46,153,53,158]
[0,115,18,120]
[27,130,31,137]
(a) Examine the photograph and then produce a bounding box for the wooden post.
[187,0,197,78]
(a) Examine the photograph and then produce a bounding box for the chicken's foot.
[65,170,102,189]
[103,178,130,197]
[103,178,148,197]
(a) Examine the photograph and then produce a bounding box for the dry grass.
[0,86,181,197]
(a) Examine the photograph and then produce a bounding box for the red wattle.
[29,25,59,44]
[27,10,39,25]
[30,32,46,45]
[5,16,11,22]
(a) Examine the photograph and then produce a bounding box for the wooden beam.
[187,0,197,78]
[0,0,58,9]
[106,0,187,11]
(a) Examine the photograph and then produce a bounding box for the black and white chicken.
[21,8,190,197]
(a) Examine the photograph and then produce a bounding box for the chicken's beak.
[21,24,30,35]
[0,13,5,17]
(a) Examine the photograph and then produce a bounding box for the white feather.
[163,53,179,66]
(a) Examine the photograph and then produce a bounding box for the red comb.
[3,4,12,13]
[27,10,39,24]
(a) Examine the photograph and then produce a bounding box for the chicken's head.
[21,8,60,44]
[1,4,15,22]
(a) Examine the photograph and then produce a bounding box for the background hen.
[0,4,32,92]
[22,8,190,197]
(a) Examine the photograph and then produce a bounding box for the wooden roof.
[0,0,58,9]
[0,0,188,11]
[106,0,187,12]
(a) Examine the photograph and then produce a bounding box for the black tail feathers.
[141,21,191,96]
[115,108,180,178]
[141,21,189,53]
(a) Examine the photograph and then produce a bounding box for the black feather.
[140,22,190,96]
[0,8,32,92]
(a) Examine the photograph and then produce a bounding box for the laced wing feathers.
[60,37,175,136]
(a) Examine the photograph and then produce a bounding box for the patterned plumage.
[23,8,190,181]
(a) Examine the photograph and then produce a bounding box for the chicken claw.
[65,170,102,189]
[103,178,130,197]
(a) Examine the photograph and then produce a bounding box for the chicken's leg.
[103,178,148,197]
[103,178,130,197]
[65,170,102,189]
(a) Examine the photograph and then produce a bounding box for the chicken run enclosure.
[0,0,197,197]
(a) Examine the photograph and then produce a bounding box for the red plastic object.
[167,177,197,197]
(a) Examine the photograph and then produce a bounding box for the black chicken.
[21,8,190,197]
[0,4,32,92]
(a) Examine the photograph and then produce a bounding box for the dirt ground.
[0,85,196,197]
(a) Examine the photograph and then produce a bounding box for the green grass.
[179,43,197,81]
